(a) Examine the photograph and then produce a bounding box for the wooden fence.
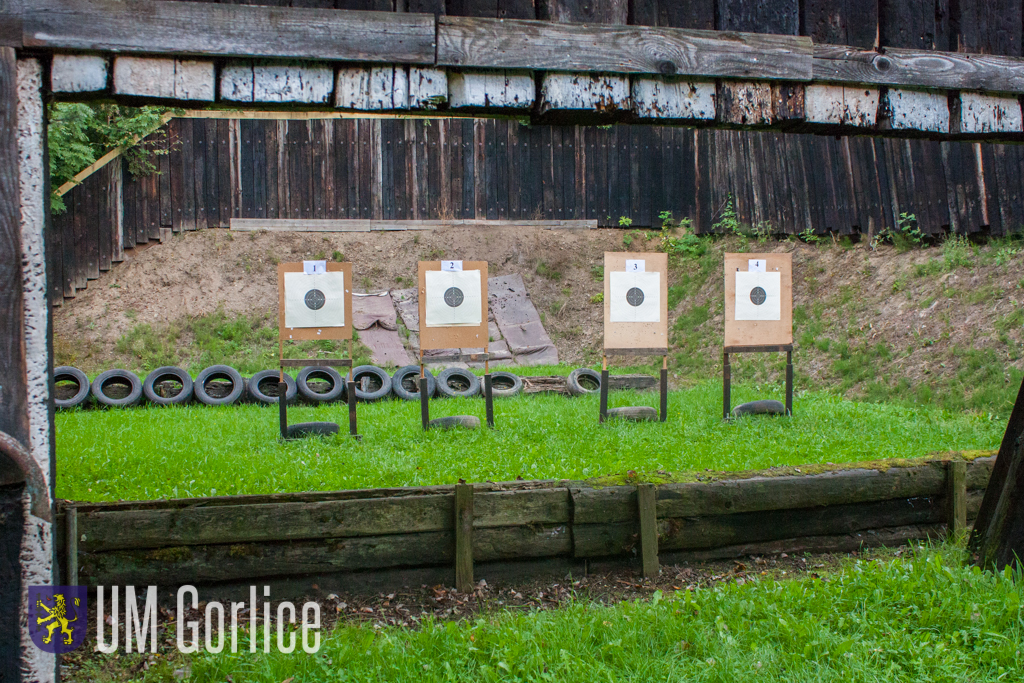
[56,455,992,598]
[51,115,1024,304]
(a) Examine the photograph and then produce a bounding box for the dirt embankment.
[53,226,1024,411]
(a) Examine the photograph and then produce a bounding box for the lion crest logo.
[28,586,87,653]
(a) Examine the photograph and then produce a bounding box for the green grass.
[56,382,1001,502]
[73,544,1024,682]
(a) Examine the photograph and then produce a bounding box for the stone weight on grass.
[606,406,657,422]
[429,415,480,430]
[732,400,786,417]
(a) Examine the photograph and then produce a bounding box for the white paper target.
[735,271,781,321]
[284,271,346,328]
[609,271,661,323]
[424,270,482,327]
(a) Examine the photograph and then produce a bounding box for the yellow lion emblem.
[36,593,79,645]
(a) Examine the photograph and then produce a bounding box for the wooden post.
[454,482,473,592]
[947,460,967,543]
[66,506,78,586]
[723,351,731,419]
[278,381,288,439]
[419,357,429,430]
[599,354,608,423]
[659,355,668,422]
[348,338,358,437]
[637,483,659,578]
[484,373,494,428]
[785,349,794,415]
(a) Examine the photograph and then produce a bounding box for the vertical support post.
[785,349,794,416]
[454,482,474,592]
[599,354,609,423]
[659,355,668,422]
[278,382,288,439]
[348,339,358,437]
[947,460,968,543]
[723,351,731,419]
[420,361,429,431]
[484,374,494,428]
[637,483,659,578]
[65,506,78,587]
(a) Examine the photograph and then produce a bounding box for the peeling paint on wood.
[540,72,630,112]
[953,92,1023,134]
[630,77,715,120]
[114,56,214,101]
[881,87,950,133]
[50,53,107,93]
[335,66,372,109]
[448,70,535,108]
[253,64,333,104]
[409,67,447,109]
[805,83,879,126]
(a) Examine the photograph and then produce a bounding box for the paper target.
[284,271,346,328]
[735,271,781,321]
[609,271,661,323]
[424,270,482,327]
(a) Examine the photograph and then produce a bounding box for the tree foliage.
[47,103,176,212]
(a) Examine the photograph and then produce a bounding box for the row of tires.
[54,364,604,409]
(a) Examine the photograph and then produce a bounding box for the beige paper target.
[284,271,346,328]
[610,271,661,323]
[278,262,352,341]
[424,270,483,327]
[735,271,781,321]
[724,252,792,348]
[418,261,489,350]
[603,252,668,351]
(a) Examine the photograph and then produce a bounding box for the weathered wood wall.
[52,115,1024,302]
[55,456,994,597]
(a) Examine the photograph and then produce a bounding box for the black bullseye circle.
[750,286,767,306]
[444,287,465,308]
[304,289,326,310]
[626,287,645,307]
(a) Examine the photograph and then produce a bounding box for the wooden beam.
[814,44,1024,94]
[51,53,108,93]
[947,460,967,543]
[0,47,27,447]
[16,0,436,63]
[437,16,813,79]
[637,483,658,578]
[454,482,474,592]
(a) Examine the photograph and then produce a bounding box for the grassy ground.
[56,381,1001,502]
[67,544,1024,682]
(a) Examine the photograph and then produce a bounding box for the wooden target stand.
[722,252,794,419]
[277,262,359,439]
[601,252,669,423]
[417,261,494,430]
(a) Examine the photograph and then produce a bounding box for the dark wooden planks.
[19,0,436,62]
[801,0,877,49]
[0,46,28,445]
[952,0,1022,56]
[717,0,798,35]
[438,16,813,79]
[879,0,950,50]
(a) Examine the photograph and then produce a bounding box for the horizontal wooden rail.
[56,456,994,592]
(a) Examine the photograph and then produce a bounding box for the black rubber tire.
[732,400,786,417]
[352,365,393,401]
[142,366,194,406]
[247,370,298,405]
[194,365,245,406]
[90,369,143,408]
[53,366,90,409]
[436,368,481,398]
[488,371,523,398]
[296,366,346,403]
[607,406,658,422]
[286,421,340,439]
[567,368,601,396]
[391,365,436,401]
[428,415,480,430]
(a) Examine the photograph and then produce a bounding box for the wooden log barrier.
[58,456,995,592]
